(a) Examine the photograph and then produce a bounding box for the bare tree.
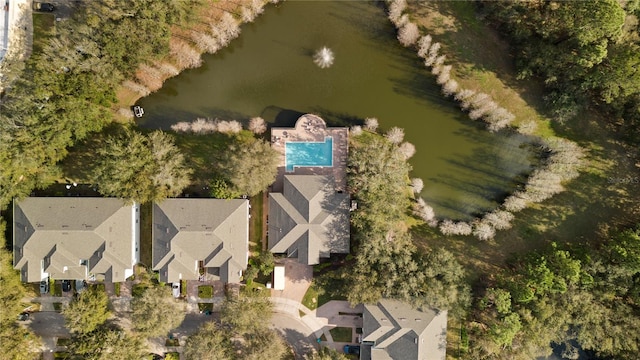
[472,220,496,241]
[517,120,538,135]
[364,117,379,132]
[123,80,150,96]
[455,89,477,110]
[485,107,515,132]
[503,191,530,212]
[169,38,202,69]
[442,79,459,97]
[398,21,420,47]
[413,198,436,225]
[156,62,179,77]
[388,0,407,25]
[213,12,241,47]
[192,30,221,54]
[171,122,193,133]
[483,210,514,230]
[385,127,405,144]
[424,42,441,66]
[417,35,432,58]
[398,141,416,159]
[439,220,472,236]
[411,178,424,193]
[436,65,452,85]
[249,117,267,134]
[350,125,363,136]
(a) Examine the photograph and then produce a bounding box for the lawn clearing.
[249,192,265,252]
[198,285,213,298]
[329,327,353,343]
[301,285,319,310]
[139,203,153,267]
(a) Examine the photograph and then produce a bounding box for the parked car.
[172,282,181,298]
[17,312,30,321]
[75,280,86,294]
[40,278,49,294]
[33,2,55,11]
[133,106,144,118]
[343,345,360,355]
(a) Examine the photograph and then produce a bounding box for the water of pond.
[137,0,534,220]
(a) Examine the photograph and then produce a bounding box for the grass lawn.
[198,285,213,298]
[301,285,319,310]
[53,302,63,312]
[329,327,353,343]
[249,192,264,252]
[198,303,213,313]
[115,282,121,297]
[53,283,62,297]
[164,353,180,360]
[139,203,153,267]
[32,13,55,55]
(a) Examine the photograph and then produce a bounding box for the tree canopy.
[63,286,111,334]
[130,286,186,338]
[89,128,192,203]
[218,136,279,197]
[182,321,234,360]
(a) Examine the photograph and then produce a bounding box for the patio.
[271,114,348,192]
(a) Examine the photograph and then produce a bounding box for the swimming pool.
[285,137,333,172]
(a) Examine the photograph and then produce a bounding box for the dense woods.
[482,0,640,135]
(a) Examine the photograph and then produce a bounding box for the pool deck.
[271,114,348,193]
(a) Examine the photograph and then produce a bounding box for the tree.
[63,287,111,334]
[385,126,405,144]
[398,141,416,159]
[239,328,288,360]
[221,294,272,334]
[410,178,424,193]
[0,322,41,360]
[305,347,349,360]
[248,116,267,134]
[90,128,191,203]
[131,286,185,337]
[364,117,379,132]
[182,322,234,360]
[66,326,145,360]
[219,136,279,197]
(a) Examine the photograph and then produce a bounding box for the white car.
[172,282,181,298]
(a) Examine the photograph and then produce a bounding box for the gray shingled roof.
[152,199,249,283]
[13,197,138,283]
[362,299,448,360]
[268,175,349,265]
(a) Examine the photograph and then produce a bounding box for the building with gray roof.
[152,198,249,284]
[13,197,140,283]
[361,299,448,360]
[268,175,349,265]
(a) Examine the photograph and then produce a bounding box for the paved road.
[28,311,70,338]
[271,311,318,359]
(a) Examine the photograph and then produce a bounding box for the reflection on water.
[137,0,534,220]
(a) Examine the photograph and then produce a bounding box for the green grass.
[249,192,264,252]
[140,203,153,267]
[198,285,213,298]
[301,285,319,310]
[115,282,121,297]
[181,280,187,297]
[53,352,69,359]
[164,353,180,360]
[329,327,353,342]
[53,302,63,312]
[32,13,55,55]
[198,303,213,313]
[56,338,71,346]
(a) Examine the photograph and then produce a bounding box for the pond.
[137,0,534,220]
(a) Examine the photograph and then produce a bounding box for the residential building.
[152,198,249,284]
[13,197,140,283]
[268,175,349,265]
[361,299,448,360]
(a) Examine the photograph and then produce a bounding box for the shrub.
[192,30,221,53]
[388,0,407,25]
[442,79,459,97]
[123,80,150,96]
[436,65,452,85]
[517,120,538,135]
[413,198,435,223]
[483,210,514,230]
[417,35,432,58]
[503,191,530,212]
[169,38,202,69]
[350,125,363,136]
[439,220,473,236]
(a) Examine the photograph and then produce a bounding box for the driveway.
[28,311,70,338]
[270,258,312,304]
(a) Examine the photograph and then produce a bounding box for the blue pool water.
[285,137,333,172]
